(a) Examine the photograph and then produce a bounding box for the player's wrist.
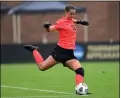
[76,20,82,24]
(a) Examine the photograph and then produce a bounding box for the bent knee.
[38,66,46,71]
[39,68,46,71]
[75,67,84,77]
[38,64,46,71]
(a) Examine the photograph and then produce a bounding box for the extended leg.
[24,45,58,71]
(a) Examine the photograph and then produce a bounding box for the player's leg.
[37,55,57,71]
[24,45,58,71]
[65,59,84,85]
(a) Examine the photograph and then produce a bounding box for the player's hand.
[43,22,51,28]
[76,20,89,26]
[80,20,89,26]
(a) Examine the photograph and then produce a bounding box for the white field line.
[1,95,76,98]
[1,85,74,95]
[1,95,89,98]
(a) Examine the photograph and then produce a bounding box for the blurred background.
[1,1,120,63]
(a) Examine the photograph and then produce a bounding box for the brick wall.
[1,1,119,44]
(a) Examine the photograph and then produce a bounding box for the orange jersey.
[53,17,77,50]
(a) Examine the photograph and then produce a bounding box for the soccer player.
[24,5,89,94]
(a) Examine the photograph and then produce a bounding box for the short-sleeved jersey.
[53,17,77,50]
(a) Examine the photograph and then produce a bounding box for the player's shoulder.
[56,17,65,24]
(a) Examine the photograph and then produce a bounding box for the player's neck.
[64,16,72,20]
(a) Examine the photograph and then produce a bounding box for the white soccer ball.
[75,83,88,95]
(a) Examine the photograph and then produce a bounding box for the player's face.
[66,9,76,19]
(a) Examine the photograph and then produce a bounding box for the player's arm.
[43,22,57,32]
[73,19,89,26]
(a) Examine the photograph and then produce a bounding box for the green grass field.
[1,61,119,98]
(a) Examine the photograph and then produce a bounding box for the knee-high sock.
[32,49,44,64]
[75,68,84,85]
[75,74,84,85]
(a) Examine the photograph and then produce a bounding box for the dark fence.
[1,42,119,63]
[74,42,119,61]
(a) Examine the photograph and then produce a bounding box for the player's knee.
[38,64,46,71]
[75,67,84,77]
[39,67,45,71]
[38,67,46,71]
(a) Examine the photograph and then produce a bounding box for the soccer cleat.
[24,45,39,52]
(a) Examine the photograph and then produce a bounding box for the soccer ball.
[75,83,88,95]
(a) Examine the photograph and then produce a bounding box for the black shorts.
[51,45,77,65]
